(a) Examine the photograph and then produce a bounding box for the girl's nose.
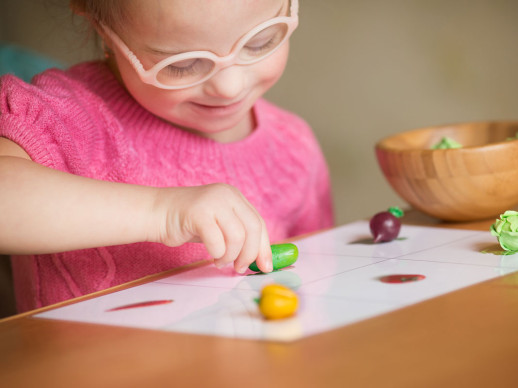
[203,65,247,99]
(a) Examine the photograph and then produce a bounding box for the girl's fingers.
[196,217,226,260]
[232,207,264,274]
[173,184,272,273]
[213,210,246,268]
[255,226,273,273]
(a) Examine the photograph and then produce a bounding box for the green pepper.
[248,243,299,272]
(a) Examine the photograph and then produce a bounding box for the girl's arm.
[0,137,272,273]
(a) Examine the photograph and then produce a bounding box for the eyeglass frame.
[100,0,299,90]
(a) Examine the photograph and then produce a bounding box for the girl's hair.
[69,0,127,30]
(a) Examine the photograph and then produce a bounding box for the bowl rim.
[375,120,518,152]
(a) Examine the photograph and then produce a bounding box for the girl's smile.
[189,98,247,117]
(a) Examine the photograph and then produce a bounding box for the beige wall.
[2,0,518,225]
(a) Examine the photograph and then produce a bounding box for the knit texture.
[0,61,334,312]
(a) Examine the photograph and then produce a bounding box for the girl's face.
[106,0,291,142]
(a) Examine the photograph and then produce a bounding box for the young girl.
[0,0,334,312]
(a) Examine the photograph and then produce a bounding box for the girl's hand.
[153,183,272,274]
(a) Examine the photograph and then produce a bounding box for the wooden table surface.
[2,211,518,388]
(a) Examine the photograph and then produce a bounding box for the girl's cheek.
[260,44,290,83]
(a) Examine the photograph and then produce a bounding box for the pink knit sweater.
[0,61,334,312]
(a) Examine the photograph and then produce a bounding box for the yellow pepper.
[258,284,298,320]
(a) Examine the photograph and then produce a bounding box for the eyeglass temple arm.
[99,23,146,74]
[290,0,299,15]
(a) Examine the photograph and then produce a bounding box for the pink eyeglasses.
[101,0,299,90]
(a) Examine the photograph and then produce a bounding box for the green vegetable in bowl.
[431,137,462,149]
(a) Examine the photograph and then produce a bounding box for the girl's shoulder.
[0,62,130,172]
[0,61,119,113]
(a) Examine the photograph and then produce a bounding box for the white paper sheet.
[36,221,516,342]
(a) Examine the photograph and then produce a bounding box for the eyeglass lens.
[156,22,289,86]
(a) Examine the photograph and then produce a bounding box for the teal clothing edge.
[0,43,63,82]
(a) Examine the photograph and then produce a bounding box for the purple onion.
[370,211,401,243]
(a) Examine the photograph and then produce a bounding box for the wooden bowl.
[375,121,518,222]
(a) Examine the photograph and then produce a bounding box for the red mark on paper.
[107,299,174,312]
[379,274,425,284]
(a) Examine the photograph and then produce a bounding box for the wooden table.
[2,211,518,388]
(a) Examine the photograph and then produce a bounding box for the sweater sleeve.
[0,72,87,173]
[272,109,334,237]
[0,68,134,181]
[289,138,335,236]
